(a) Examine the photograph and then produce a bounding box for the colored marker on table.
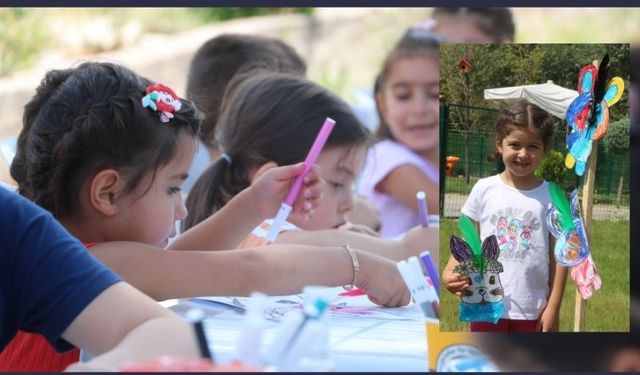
[267,117,336,243]
[396,258,438,319]
[185,308,213,360]
[420,250,439,298]
[416,191,429,228]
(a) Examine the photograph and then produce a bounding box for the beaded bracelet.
[342,244,360,290]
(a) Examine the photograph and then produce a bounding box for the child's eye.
[168,187,182,196]
[329,181,345,192]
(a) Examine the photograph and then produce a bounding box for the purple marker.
[266,117,336,242]
[420,250,439,298]
[416,191,429,227]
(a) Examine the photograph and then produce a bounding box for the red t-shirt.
[0,242,98,371]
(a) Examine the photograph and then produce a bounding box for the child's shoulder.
[371,139,411,154]
[471,174,501,190]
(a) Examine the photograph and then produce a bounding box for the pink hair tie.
[141,83,182,123]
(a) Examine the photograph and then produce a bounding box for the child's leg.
[470,319,509,332]
[507,319,539,332]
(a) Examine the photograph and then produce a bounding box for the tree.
[602,118,630,207]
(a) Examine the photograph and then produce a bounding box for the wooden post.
[573,59,600,332]
[574,142,597,331]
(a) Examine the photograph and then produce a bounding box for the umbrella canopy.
[484,80,578,119]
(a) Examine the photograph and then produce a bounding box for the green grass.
[438,219,629,332]
[444,176,480,195]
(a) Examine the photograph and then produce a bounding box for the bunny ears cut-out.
[141,83,182,123]
[450,214,503,276]
[565,54,625,176]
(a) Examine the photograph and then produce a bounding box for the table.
[167,287,428,372]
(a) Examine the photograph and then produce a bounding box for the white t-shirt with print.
[461,174,552,320]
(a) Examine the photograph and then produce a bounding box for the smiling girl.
[356,27,440,238]
[442,101,568,332]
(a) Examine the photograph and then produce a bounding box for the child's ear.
[375,91,387,118]
[249,161,279,184]
[495,140,503,154]
[89,169,124,216]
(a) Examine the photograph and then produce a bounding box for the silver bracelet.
[342,244,360,290]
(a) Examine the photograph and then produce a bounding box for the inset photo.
[438,43,630,333]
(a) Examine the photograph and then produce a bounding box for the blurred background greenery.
[0,8,312,77]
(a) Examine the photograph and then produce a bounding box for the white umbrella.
[484,80,578,119]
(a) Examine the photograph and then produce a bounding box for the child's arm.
[377,164,438,215]
[63,282,199,371]
[89,241,410,307]
[275,225,439,262]
[170,163,321,251]
[537,235,568,332]
[346,195,381,232]
[442,255,469,296]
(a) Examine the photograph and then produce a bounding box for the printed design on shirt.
[489,207,541,260]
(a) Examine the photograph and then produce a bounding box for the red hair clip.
[141,83,182,123]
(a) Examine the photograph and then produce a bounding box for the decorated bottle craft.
[546,182,589,266]
[450,214,504,324]
[565,54,624,176]
[546,182,602,299]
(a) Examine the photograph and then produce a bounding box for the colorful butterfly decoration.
[450,214,504,324]
[545,182,601,299]
[565,54,624,176]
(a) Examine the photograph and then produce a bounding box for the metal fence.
[440,103,630,221]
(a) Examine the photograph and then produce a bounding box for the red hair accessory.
[141,83,182,123]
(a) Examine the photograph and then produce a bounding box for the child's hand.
[536,306,560,332]
[355,250,411,307]
[402,226,439,258]
[250,162,323,221]
[442,267,469,296]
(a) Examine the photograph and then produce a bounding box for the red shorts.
[470,318,539,332]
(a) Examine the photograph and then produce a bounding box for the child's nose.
[412,95,430,115]
[339,192,355,213]
[176,199,188,221]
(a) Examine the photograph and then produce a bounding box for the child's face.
[378,53,439,157]
[291,145,366,230]
[496,127,545,180]
[114,133,197,247]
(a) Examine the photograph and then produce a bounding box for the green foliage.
[0,9,49,76]
[603,118,630,155]
[440,44,631,128]
[0,8,314,77]
[191,8,313,23]
[536,149,575,190]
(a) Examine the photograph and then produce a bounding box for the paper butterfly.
[565,54,624,176]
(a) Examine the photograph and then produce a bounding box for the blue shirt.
[0,188,121,352]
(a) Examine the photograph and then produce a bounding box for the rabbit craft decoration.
[450,214,504,324]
